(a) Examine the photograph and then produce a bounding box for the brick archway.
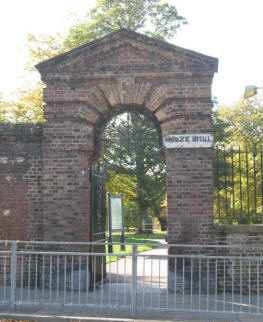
[37,29,218,244]
[93,104,164,161]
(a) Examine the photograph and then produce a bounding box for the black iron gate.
[214,145,263,224]
[90,163,106,284]
[90,163,106,241]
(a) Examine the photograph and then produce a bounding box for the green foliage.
[0,32,62,123]
[216,96,263,148]
[212,108,231,145]
[105,170,139,228]
[149,197,167,231]
[123,207,139,230]
[63,0,187,50]
[25,33,63,71]
[0,84,44,123]
[106,170,137,207]
[0,93,8,122]
[101,112,166,231]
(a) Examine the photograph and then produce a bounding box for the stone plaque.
[163,133,213,148]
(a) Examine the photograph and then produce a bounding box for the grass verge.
[105,231,166,263]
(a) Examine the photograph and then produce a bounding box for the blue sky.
[0,0,262,105]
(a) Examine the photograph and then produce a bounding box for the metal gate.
[214,145,263,224]
[90,163,106,284]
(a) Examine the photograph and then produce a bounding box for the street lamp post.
[244,85,263,99]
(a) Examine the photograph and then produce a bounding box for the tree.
[0,0,186,122]
[212,109,231,145]
[215,95,263,148]
[105,170,139,229]
[0,93,7,122]
[25,33,63,71]
[63,0,187,50]
[149,195,167,231]
[0,86,44,123]
[0,33,63,123]
[100,112,166,232]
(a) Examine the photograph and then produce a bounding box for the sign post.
[119,193,126,251]
[107,192,125,252]
[107,192,113,253]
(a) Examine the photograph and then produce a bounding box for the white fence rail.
[1,241,263,318]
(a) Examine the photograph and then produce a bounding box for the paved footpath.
[106,240,168,283]
[1,305,263,321]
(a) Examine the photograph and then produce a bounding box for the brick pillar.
[165,145,215,291]
[166,147,214,245]
[41,118,93,242]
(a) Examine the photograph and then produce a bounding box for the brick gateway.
[0,29,218,244]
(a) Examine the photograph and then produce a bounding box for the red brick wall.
[0,123,42,241]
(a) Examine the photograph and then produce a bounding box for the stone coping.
[215,224,263,235]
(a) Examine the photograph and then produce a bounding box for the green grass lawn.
[122,231,166,240]
[105,231,166,263]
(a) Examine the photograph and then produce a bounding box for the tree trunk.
[138,205,147,233]
[157,215,167,231]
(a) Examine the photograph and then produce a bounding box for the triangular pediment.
[54,42,176,73]
[36,29,218,74]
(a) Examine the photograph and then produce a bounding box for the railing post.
[10,241,17,309]
[131,244,137,318]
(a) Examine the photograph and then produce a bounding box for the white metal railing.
[1,241,263,318]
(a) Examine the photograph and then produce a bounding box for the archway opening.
[98,108,166,234]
